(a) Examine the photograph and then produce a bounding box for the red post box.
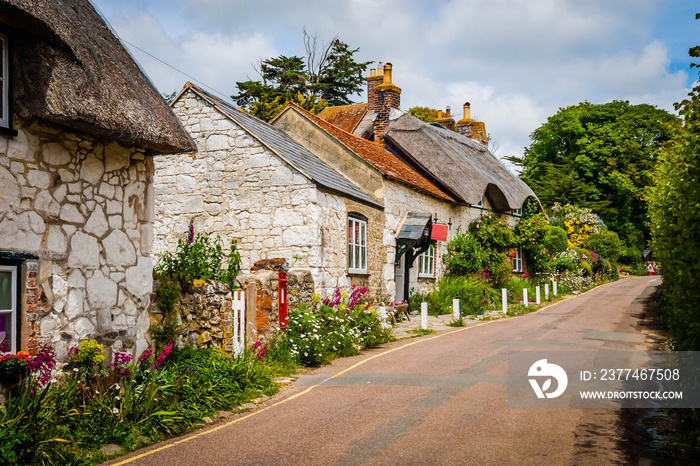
[278,272,288,329]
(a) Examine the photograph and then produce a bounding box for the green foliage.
[506,276,537,304]
[155,232,241,289]
[580,260,593,276]
[271,287,393,367]
[648,24,700,350]
[408,106,440,123]
[233,32,370,120]
[0,345,281,464]
[514,213,553,279]
[517,100,679,247]
[550,248,581,273]
[586,230,622,263]
[543,226,568,254]
[410,276,499,317]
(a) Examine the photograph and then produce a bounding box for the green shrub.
[543,226,568,254]
[587,230,622,263]
[618,244,641,266]
[581,261,593,276]
[155,231,241,289]
[413,276,498,316]
[506,276,537,304]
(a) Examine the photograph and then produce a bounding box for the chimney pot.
[377,67,383,76]
[446,106,451,118]
[383,62,393,84]
[463,102,471,120]
[370,69,376,77]
[438,110,443,119]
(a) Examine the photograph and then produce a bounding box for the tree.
[515,101,679,248]
[233,31,371,120]
[648,15,700,350]
[408,106,440,123]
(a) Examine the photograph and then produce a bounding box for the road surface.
[107,276,664,465]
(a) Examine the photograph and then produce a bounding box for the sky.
[92,0,698,167]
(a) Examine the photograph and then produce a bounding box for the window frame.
[0,264,18,354]
[348,214,368,274]
[418,244,435,278]
[0,32,9,130]
[512,208,522,217]
[511,247,523,273]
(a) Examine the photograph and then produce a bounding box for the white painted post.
[544,284,549,301]
[453,299,460,320]
[502,288,508,314]
[523,288,529,307]
[233,289,246,356]
[421,302,428,330]
[536,286,541,305]
[553,281,558,296]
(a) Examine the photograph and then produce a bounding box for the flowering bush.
[69,339,105,378]
[514,212,553,280]
[549,203,604,248]
[280,286,393,366]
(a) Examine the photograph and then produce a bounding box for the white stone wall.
[383,180,515,297]
[154,90,333,282]
[0,121,153,360]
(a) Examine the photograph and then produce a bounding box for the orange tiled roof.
[318,103,367,133]
[290,104,456,203]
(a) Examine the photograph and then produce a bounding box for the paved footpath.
[106,276,663,466]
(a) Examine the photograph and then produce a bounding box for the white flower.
[73,368,79,372]
[115,396,121,400]
[112,408,119,414]
[114,383,121,390]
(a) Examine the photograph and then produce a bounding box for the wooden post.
[502,288,507,314]
[421,302,428,329]
[544,284,549,301]
[523,288,528,307]
[553,281,558,296]
[452,299,460,320]
[536,286,541,305]
[246,283,256,344]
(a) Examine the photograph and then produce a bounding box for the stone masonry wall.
[153,90,325,275]
[0,119,154,362]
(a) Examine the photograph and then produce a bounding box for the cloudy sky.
[92,0,697,166]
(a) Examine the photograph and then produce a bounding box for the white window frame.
[0,265,18,354]
[0,33,8,129]
[348,215,367,274]
[512,208,522,217]
[418,244,435,278]
[511,247,523,273]
[472,198,483,208]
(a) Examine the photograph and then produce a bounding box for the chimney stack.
[457,101,488,147]
[369,62,401,144]
[435,106,457,131]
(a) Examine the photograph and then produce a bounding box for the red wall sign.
[430,224,448,241]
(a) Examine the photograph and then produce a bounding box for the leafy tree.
[648,15,700,350]
[233,31,370,120]
[514,101,679,248]
[408,106,440,123]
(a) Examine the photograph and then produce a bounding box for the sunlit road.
[107,276,663,465]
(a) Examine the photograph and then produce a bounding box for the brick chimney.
[457,101,488,147]
[368,63,401,144]
[435,106,457,131]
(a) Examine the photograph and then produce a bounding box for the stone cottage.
[153,83,384,300]
[0,0,195,360]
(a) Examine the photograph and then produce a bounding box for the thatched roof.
[1,0,195,154]
[279,103,456,203]
[385,113,537,211]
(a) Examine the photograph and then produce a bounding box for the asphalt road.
[107,276,664,466]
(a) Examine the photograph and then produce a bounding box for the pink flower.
[523,273,529,278]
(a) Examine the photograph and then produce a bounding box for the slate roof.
[282,103,456,203]
[385,113,537,211]
[180,83,383,210]
[3,0,194,154]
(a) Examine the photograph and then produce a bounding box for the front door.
[394,254,405,302]
[0,264,17,353]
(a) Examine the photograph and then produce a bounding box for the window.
[0,264,18,353]
[0,33,9,129]
[511,247,523,273]
[512,208,522,217]
[418,244,435,278]
[348,214,367,274]
[472,198,483,208]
